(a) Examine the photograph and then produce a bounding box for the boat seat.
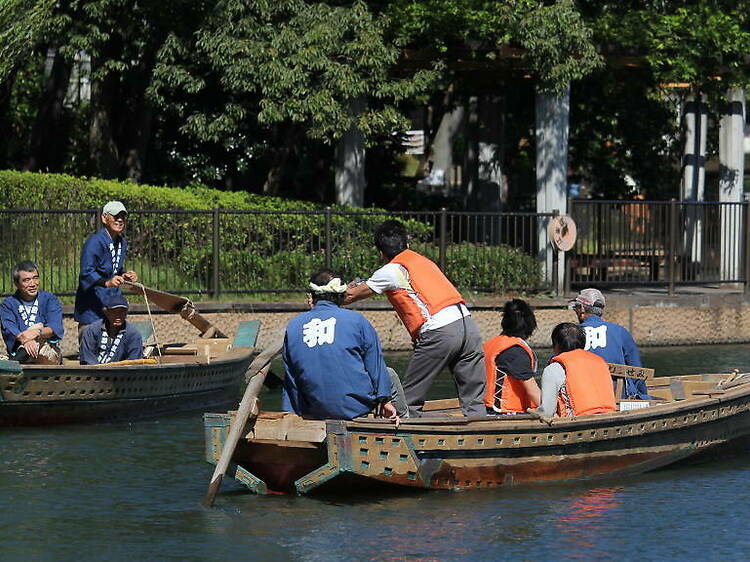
[233,320,261,348]
[608,363,654,399]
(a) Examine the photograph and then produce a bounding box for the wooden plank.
[423,398,461,412]
[608,363,654,380]
[233,320,261,348]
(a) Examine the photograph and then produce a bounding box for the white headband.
[309,277,347,294]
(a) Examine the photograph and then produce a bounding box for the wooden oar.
[203,335,284,507]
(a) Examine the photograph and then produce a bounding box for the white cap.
[568,288,605,309]
[102,201,127,216]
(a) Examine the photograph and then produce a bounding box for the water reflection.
[553,487,625,555]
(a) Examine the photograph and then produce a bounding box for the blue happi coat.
[74,228,129,324]
[0,290,64,353]
[581,315,650,399]
[281,300,391,420]
[79,320,143,365]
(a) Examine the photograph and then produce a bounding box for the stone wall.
[59,295,750,355]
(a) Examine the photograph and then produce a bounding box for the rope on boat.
[138,284,162,358]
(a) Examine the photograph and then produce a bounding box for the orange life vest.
[385,249,465,340]
[551,349,616,417]
[483,335,538,412]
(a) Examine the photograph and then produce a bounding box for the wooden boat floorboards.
[204,372,750,495]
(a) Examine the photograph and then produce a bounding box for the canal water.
[2,344,750,561]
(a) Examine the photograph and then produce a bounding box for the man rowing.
[74,200,138,338]
[344,220,486,417]
[0,261,64,364]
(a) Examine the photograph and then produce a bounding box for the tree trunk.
[263,125,300,195]
[0,69,17,168]
[24,47,73,172]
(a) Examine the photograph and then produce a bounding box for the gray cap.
[102,201,127,216]
[568,288,605,309]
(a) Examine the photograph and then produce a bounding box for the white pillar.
[719,88,746,280]
[536,85,570,292]
[681,93,708,266]
[335,97,366,207]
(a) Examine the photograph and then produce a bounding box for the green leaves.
[0,0,55,86]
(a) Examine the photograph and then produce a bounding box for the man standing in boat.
[79,294,143,365]
[344,220,486,417]
[483,299,541,414]
[74,200,138,339]
[282,269,405,423]
[530,322,616,418]
[0,261,64,364]
[569,288,650,399]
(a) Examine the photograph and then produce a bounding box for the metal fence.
[2,202,748,298]
[0,208,551,296]
[568,200,750,293]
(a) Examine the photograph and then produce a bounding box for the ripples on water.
[2,344,750,561]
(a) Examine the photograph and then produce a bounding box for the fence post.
[212,206,220,299]
[564,199,573,295]
[439,207,447,271]
[325,207,332,269]
[744,201,750,294]
[551,209,559,296]
[668,199,677,296]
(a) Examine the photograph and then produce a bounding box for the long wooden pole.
[203,335,284,507]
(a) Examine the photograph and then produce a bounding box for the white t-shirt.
[366,263,469,334]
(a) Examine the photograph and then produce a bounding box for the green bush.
[0,170,540,294]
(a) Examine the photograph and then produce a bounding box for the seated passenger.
[79,294,144,365]
[483,299,541,414]
[0,261,64,365]
[531,322,616,418]
[281,269,405,422]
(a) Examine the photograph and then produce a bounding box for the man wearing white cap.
[74,200,138,337]
[569,288,649,398]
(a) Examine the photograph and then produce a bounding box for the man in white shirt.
[345,220,486,417]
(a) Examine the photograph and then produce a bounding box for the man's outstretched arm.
[343,282,375,305]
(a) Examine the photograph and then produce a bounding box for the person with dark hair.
[345,220,486,417]
[74,200,138,339]
[79,294,143,365]
[0,261,64,364]
[530,322,616,418]
[483,299,540,414]
[569,288,649,399]
[282,269,405,422]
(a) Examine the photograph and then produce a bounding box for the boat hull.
[1,349,254,425]
[204,374,750,495]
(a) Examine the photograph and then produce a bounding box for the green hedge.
[0,170,540,294]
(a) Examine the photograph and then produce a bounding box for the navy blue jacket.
[0,290,64,353]
[581,315,649,398]
[281,301,391,420]
[74,228,129,324]
[79,320,143,365]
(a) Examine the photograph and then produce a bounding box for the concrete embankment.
[59,289,750,355]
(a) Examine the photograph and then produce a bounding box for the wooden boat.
[203,369,750,495]
[0,284,259,426]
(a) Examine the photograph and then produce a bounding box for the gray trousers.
[402,316,487,417]
[387,367,409,419]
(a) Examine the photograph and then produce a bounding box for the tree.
[150,0,436,194]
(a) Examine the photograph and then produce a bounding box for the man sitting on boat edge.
[483,299,541,415]
[529,322,616,418]
[0,260,64,365]
[570,288,651,399]
[79,294,144,365]
[281,269,405,424]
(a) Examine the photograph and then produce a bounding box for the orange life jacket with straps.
[483,335,538,412]
[385,249,464,341]
[551,349,616,417]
